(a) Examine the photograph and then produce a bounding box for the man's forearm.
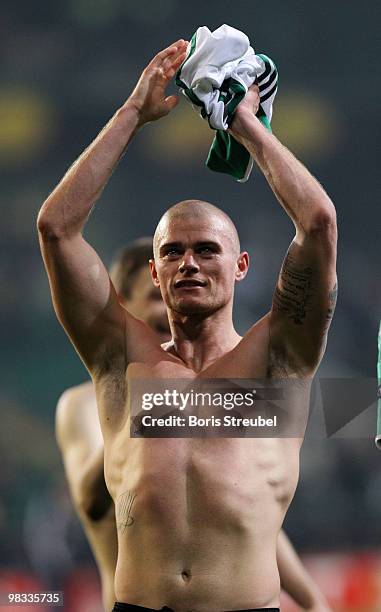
[277,531,330,610]
[37,40,187,239]
[37,102,140,238]
[230,113,336,234]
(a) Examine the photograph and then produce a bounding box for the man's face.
[151,216,247,316]
[123,266,170,343]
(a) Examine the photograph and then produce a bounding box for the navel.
[181,569,192,582]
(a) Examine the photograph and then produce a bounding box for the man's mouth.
[174,279,207,289]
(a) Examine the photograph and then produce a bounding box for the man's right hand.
[127,39,188,127]
[229,83,260,145]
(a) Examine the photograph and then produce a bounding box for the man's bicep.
[270,229,337,370]
[40,233,125,372]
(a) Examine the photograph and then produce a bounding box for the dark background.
[0,0,380,593]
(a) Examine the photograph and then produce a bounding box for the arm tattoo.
[116,490,137,532]
[273,253,315,325]
[324,282,338,328]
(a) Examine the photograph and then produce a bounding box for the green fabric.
[207,111,272,180]
[176,40,277,181]
[206,130,251,180]
[206,79,273,180]
[205,53,276,180]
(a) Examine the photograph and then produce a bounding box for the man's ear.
[235,252,249,282]
[149,259,160,288]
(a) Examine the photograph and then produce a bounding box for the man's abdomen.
[112,437,299,610]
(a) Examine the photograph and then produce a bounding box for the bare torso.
[97,314,308,611]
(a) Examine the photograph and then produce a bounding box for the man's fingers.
[164,95,179,112]
[146,40,188,79]
[248,83,259,93]
[162,49,188,79]
[153,40,188,64]
[170,49,188,73]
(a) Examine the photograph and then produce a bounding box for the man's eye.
[198,246,213,254]
[165,248,180,256]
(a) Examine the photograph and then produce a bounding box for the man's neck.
[166,308,241,372]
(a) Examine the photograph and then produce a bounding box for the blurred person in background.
[38,40,336,611]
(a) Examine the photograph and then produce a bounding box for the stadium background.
[0,1,380,610]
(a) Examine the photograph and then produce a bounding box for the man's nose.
[178,251,199,273]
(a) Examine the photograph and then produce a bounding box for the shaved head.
[151,199,248,317]
[153,200,240,258]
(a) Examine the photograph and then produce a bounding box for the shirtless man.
[56,246,330,612]
[55,239,170,611]
[38,40,336,611]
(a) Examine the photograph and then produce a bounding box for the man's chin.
[172,297,213,316]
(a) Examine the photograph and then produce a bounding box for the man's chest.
[127,329,271,381]
[97,315,291,429]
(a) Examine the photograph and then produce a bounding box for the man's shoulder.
[55,380,96,449]
[242,311,271,344]
[212,313,272,379]
[56,380,95,417]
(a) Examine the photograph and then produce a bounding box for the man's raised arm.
[37,40,187,374]
[230,87,337,373]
